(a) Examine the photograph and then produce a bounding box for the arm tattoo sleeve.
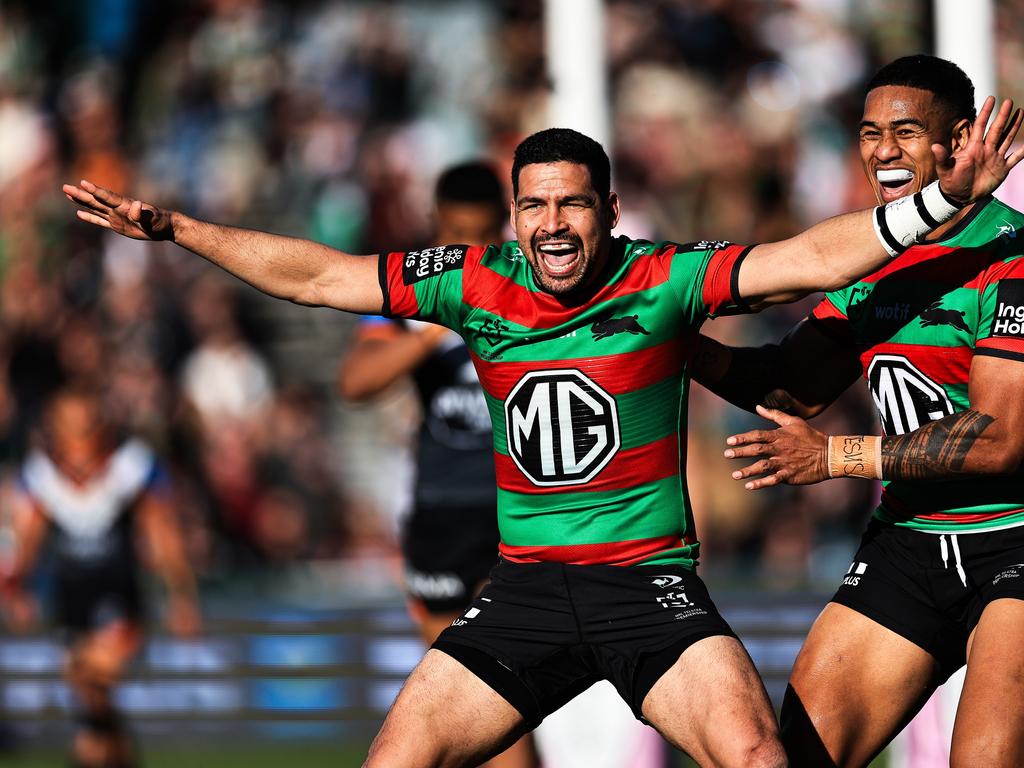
[881,409,996,481]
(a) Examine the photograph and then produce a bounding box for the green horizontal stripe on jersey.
[877,509,1024,532]
[496,475,687,547]
[636,544,698,570]
[486,375,683,456]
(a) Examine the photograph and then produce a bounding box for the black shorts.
[432,559,736,726]
[832,519,1024,682]
[402,504,499,613]
[55,566,142,641]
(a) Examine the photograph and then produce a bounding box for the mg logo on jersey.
[867,354,953,435]
[504,369,620,486]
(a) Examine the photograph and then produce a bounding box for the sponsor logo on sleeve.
[991,279,1024,337]
[402,245,467,285]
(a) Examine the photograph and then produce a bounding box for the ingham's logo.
[867,355,953,435]
[991,279,1024,338]
[504,370,620,486]
[402,245,467,285]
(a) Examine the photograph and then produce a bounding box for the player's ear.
[951,117,971,153]
[509,199,517,231]
[606,192,620,229]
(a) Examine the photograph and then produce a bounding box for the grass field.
[1,743,371,768]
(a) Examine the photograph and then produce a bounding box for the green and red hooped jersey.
[810,197,1024,533]
[379,236,751,568]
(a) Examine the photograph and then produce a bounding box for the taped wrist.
[872,181,963,257]
[827,435,882,479]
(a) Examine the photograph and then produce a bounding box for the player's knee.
[738,732,787,768]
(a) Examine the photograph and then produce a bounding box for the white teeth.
[539,243,576,253]
[876,169,913,183]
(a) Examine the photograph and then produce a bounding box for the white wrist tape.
[872,181,963,257]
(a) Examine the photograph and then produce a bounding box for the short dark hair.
[511,128,611,201]
[435,161,504,209]
[866,54,976,123]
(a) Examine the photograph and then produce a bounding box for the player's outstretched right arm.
[63,180,383,314]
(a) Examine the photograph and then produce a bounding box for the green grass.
[0,743,371,768]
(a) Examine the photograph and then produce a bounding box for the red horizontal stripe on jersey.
[857,243,995,286]
[977,337,1024,356]
[472,337,687,399]
[884,499,1024,525]
[464,254,670,329]
[495,433,680,495]
[859,343,973,385]
[499,534,685,566]
[811,297,846,322]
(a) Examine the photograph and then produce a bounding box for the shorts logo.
[504,370,620,486]
[451,606,481,627]
[843,561,868,587]
[651,575,684,589]
[867,354,953,435]
[991,279,1024,337]
[402,245,467,285]
[656,590,693,609]
[992,564,1024,585]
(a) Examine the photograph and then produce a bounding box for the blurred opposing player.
[339,162,505,646]
[0,385,199,768]
[339,162,536,768]
[693,55,1024,767]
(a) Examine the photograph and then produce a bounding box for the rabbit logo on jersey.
[504,369,620,486]
[991,279,1024,337]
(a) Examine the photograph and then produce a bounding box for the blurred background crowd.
[1,0,1023,607]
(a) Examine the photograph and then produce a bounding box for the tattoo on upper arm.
[881,410,995,481]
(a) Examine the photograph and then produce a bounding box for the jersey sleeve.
[976,257,1024,362]
[662,241,753,323]
[378,244,488,334]
[806,291,856,344]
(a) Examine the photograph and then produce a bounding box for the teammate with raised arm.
[692,56,1024,767]
[63,99,1020,767]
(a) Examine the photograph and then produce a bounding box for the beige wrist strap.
[827,435,882,480]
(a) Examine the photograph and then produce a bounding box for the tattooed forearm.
[881,410,996,481]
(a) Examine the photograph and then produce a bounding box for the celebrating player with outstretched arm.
[693,55,1024,767]
[64,89,1020,767]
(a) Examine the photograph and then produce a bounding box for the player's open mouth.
[537,242,581,277]
[876,168,914,201]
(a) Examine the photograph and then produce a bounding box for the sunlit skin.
[860,85,971,237]
[511,162,620,295]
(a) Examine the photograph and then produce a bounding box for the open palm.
[63,179,175,241]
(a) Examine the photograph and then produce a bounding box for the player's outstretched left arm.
[738,97,1024,309]
[724,356,1024,490]
[63,180,383,314]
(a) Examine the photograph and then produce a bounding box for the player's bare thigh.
[782,603,937,768]
[951,598,1024,768]
[642,634,785,768]
[364,648,529,768]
